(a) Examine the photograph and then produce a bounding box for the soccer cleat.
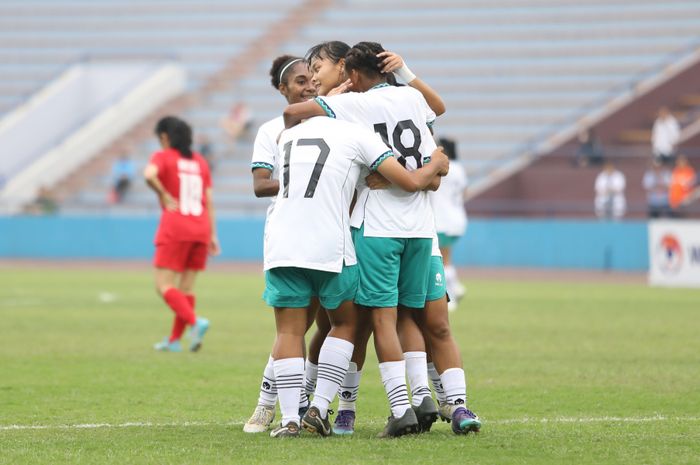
[332,410,356,435]
[451,407,481,435]
[153,338,182,352]
[438,402,454,422]
[301,406,333,437]
[298,403,309,419]
[412,396,439,432]
[269,421,300,438]
[243,405,275,433]
[189,317,209,352]
[378,407,420,438]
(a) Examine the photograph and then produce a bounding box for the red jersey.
[150,148,212,244]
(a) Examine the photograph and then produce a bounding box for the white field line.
[2,415,699,432]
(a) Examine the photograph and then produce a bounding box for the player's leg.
[264,267,312,438]
[419,256,480,434]
[397,238,439,432]
[305,298,329,397]
[333,308,371,435]
[302,266,359,437]
[354,227,419,437]
[180,242,210,352]
[439,233,464,310]
[152,242,195,351]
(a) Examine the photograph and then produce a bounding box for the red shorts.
[154,241,209,272]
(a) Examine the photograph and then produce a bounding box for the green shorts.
[425,256,447,302]
[352,224,432,309]
[437,232,460,249]
[263,265,358,310]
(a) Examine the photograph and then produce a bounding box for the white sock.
[441,367,467,406]
[256,355,277,408]
[338,362,362,412]
[379,360,411,418]
[273,357,304,426]
[404,351,431,407]
[304,360,318,397]
[427,362,446,404]
[311,337,354,418]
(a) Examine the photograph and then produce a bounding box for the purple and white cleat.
[451,407,481,435]
[332,410,356,435]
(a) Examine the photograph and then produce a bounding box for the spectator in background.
[669,154,698,217]
[197,134,215,172]
[643,160,672,218]
[594,160,626,219]
[221,102,253,142]
[574,128,604,167]
[652,106,680,165]
[110,154,136,203]
[28,186,59,215]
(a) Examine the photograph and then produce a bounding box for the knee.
[426,319,451,341]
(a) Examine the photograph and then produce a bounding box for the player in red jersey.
[144,116,220,352]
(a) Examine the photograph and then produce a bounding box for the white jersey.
[251,116,284,216]
[316,84,437,238]
[430,162,468,236]
[264,117,393,272]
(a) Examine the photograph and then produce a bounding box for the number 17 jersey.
[264,117,392,273]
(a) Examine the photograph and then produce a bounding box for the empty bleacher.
[3,0,700,216]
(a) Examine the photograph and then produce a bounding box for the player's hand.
[377,51,404,74]
[432,147,450,176]
[327,79,352,96]
[161,192,179,212]
[209,236,221,256]
[365,171,391,190]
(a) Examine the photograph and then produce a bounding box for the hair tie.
[279,58,302,83]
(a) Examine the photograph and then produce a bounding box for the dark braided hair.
[269,55,302,89]
[155,116,193,159]
[344,41,386,80]
[305,41,350,65]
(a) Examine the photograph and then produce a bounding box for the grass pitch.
[1,266,699,465]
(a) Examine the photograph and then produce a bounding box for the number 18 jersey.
[264,117,392,273]
[315,84,437,238]
[149,148,212,245]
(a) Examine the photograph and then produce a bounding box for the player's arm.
[143,163,178,211]
[283,99,326,129]
[378,51,446,116]
[375,148,449,193]
[366,171,441,191]
[206,187,221,256]
[252,168,279,197]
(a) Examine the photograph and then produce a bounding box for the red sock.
[169,293,197,342]
[163,288,196,326]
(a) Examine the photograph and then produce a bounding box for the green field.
[1,267,699,465]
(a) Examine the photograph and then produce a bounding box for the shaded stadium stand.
[2,0,699,216]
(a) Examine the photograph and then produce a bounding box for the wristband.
[394,63,416,83]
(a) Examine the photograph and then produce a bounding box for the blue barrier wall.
[0,215,649,271]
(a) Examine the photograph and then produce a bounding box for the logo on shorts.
[657,234,683,274]
[341,390,352,399]
[262,381,272,390]
[435,273,443,286]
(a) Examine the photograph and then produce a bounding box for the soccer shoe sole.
[455,418,481,435]
[378,409,421,438]
[412,397,439,433]
[301,407,332,437]
[189,319,209,352]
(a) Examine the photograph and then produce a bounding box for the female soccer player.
[285,42,447,437]
[266,112,449,438]
[287,42,480,436]
[144,116,220,352]
[244,55,318,433]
